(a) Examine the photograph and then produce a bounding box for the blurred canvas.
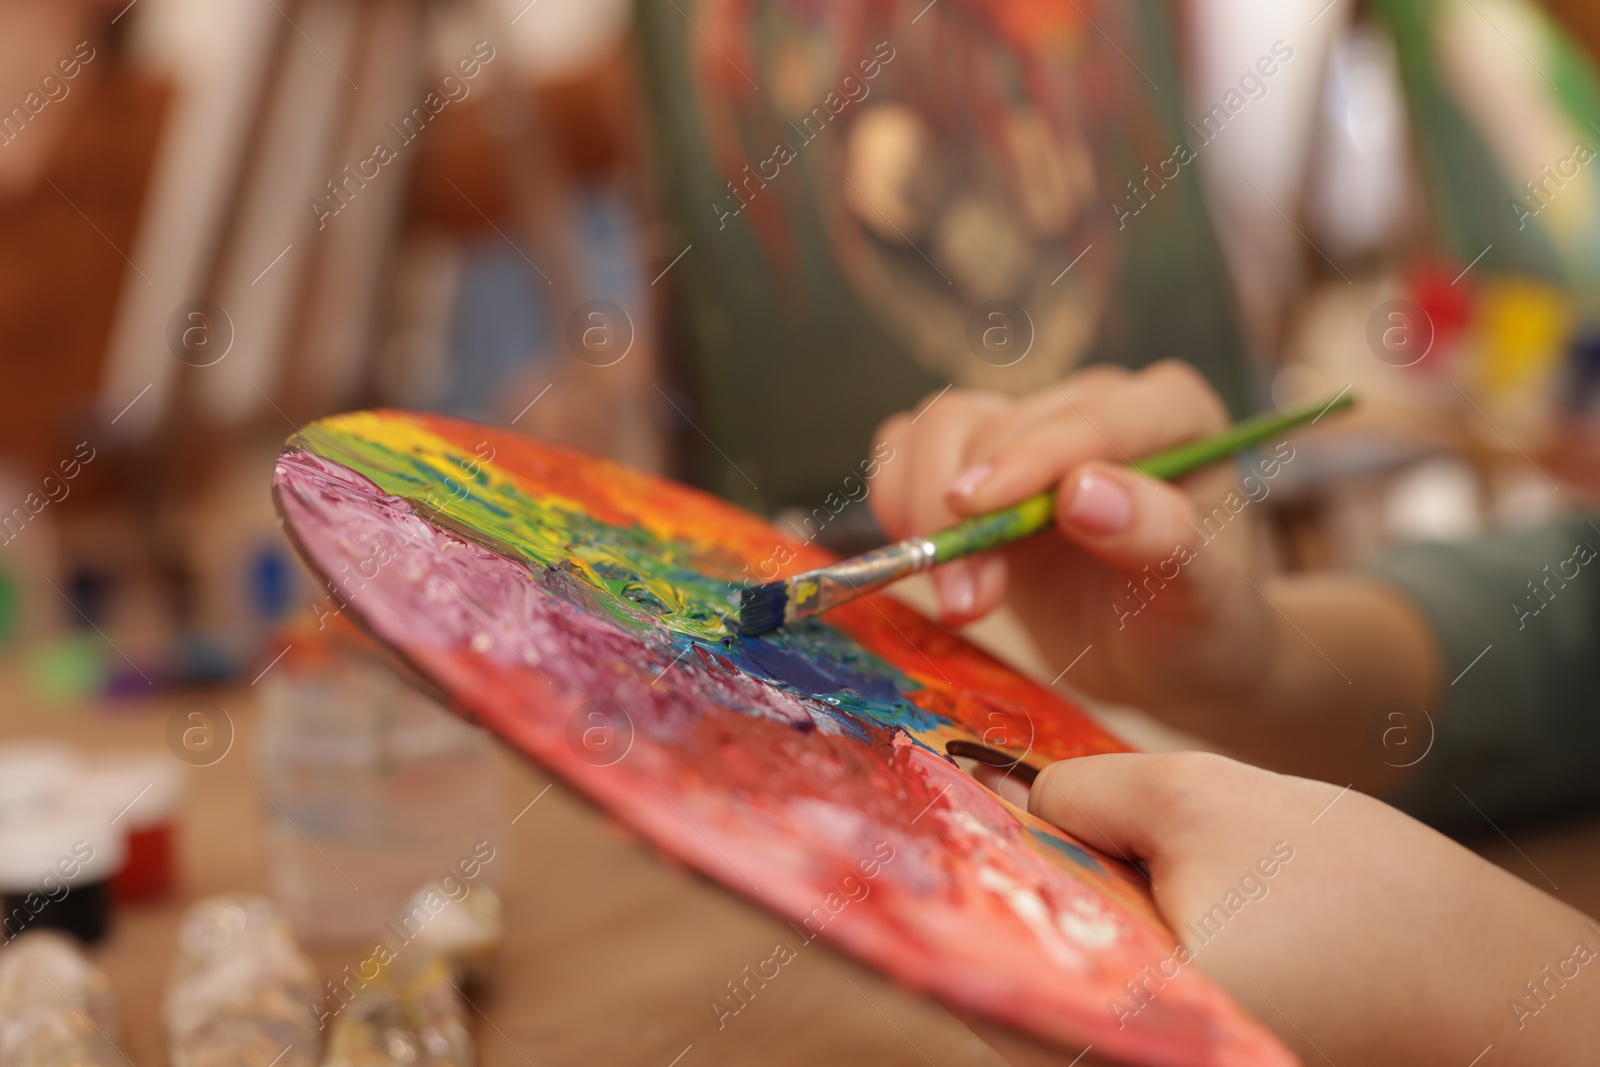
[634,0,1260,513]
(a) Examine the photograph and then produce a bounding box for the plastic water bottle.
[255,649,504,945]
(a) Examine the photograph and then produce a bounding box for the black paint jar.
[0,810,123,945]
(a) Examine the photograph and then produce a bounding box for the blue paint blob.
[736,635,854,695]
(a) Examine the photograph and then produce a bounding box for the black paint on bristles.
[738,581,789,637]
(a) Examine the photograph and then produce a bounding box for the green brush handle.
[924,391,1353,564]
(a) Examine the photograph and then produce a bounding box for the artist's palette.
[273,412,1294,1067]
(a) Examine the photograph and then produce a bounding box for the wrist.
[1250,576,1318,721]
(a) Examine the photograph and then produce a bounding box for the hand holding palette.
[273,411,1295,1067]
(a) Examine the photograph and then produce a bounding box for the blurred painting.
[635,0,1260,513]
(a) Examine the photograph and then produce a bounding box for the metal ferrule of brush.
[787,539,938,622]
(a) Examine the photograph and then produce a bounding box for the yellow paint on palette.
[316,410,601,526]
[307,410,807,562]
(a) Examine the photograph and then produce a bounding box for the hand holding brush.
[739,386,1353,637]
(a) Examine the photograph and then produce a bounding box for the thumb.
[1028,752,1190,866]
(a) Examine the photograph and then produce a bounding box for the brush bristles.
[738,581,789,637]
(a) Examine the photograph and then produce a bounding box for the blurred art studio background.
[4,0,1600,1063]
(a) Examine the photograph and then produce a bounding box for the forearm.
[1186,572,1443,793]
[1474,893,1600,1066]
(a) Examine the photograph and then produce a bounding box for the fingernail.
[936,564,976,618]
[1064,470,1132,536]
[947,462,992,499]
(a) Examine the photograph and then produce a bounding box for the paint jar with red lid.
[0,809,125,945]
[73,750,185,900]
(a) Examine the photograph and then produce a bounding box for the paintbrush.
[737,391,1355,637]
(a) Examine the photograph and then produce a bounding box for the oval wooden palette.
[272,410,1294,1067]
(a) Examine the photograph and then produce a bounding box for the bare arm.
[1192,572,1443,795]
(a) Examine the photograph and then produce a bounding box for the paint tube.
[165,896,324,1067]
[0,929,123,1067]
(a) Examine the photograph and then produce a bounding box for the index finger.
[950,361,1230,514]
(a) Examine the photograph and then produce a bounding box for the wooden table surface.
[7,679,1600,1067]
